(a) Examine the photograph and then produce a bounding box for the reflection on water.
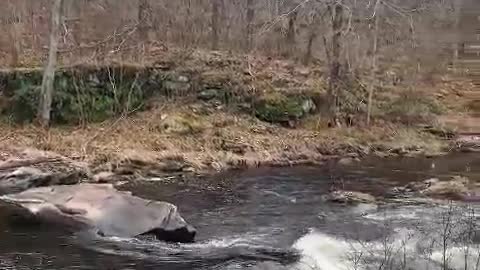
[0,153,478,269]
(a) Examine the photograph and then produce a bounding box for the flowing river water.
[0,153,480,270]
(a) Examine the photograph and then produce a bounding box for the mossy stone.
[255,92,315,124]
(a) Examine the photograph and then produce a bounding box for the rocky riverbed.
[0,152,479,270]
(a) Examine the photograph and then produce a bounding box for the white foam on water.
[292,231,354,270]
[349,203,378,216]
[85,231,275,263]
[291,228,421,270]
[361,205,436,221]
[184,235,268,250]
[363,210,419,221]
[431,246,480,270]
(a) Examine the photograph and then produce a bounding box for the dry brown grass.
[0,99,450,173]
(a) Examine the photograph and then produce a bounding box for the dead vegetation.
[0,0,476,173]
[0,97,450,175]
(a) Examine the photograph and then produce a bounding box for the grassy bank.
[0,101,449,174]
[0,50,471,175]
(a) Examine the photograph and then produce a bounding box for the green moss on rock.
[0,66,164,124]
[254,92,315,124]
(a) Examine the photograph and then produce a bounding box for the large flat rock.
[0,183,196,243]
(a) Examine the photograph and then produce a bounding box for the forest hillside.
[0,0,478,174]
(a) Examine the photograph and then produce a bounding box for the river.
[0,153,479,270]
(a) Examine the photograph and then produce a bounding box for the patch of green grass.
[383,89,445,125]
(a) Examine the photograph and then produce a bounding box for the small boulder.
[301,98,316,114]
[220,140,251,155]
[403,178,440,193]
[0,167,82,195]
[160,115,206,135]
[456,135,480,152]
[337,157,359,166]
[164,75,191,93]
[254,93,316,125]
[198,89,222,101]
[92,171,116,183]
[391,176,471,200]
[155,159,187,173]
[325,190,376,205]
[422,176,470,199]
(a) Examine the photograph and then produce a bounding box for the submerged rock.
[390,176,471,200]
[404,178,440,193]
[0,184,196,243]
[324,190,376,205]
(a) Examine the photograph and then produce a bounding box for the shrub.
[384,89,445,125]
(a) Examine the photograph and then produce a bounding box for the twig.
[81,70,142,156]
[256,0,311,39]
[0,132,13,142]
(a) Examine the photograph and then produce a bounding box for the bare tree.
[327,1,345,124]
[69,0,86,57]
[303,5,324,65]
[138,0,151,56]
[0,0,466,127]
[246,0,255,51]
[285,9,298,57]
[366,0,381,125]
[211,0,221,50]
[38,0,63,127]
[5,2,23,67]
[7,22,21,67]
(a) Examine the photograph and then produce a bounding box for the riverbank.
[0,105,452,180]
[0,50,476,180]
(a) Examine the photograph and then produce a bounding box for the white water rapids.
[292,203,480,270]
[80,202,480,270]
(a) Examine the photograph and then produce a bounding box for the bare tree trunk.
[7,7,22,68]
[138,0,151,57]
[38,0,63,127]
[181,0,193,47]
[285,10,298,57]
[71,0,85,57]
[304,31,316,65]
[328,3,344,123]
[367,0,381,125]
[452,0,462,73]
[219,0,229,45]
[211,0,221,50]
[246,0,255,51]
[30,3,38,52]
[8,23,21,67]
[303,11,320,65]
[274,0,282,54]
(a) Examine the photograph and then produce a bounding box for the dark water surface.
[0,153,479,270]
